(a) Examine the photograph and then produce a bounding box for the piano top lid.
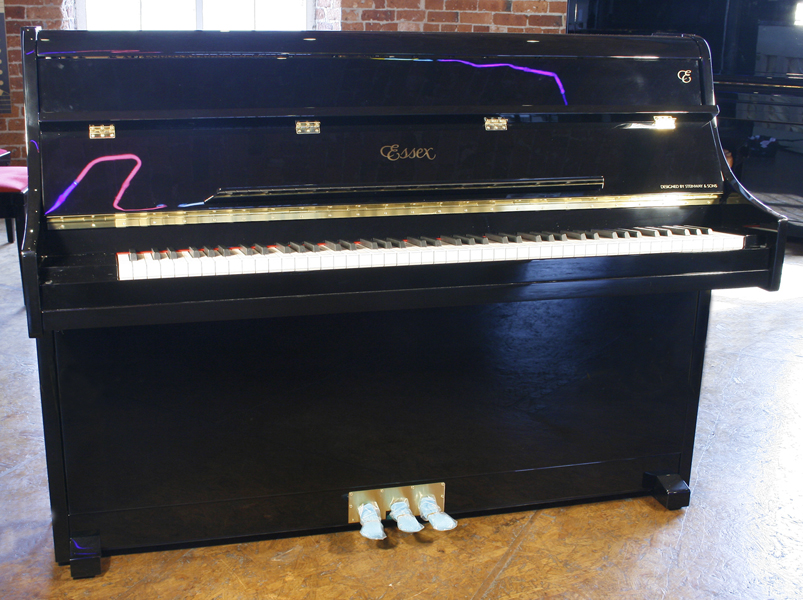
[31,30,715,120]
[33,29,708,60]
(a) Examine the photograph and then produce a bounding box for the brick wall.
[2,0,73,166]
[316,0,342,30]
[340,1,567,33]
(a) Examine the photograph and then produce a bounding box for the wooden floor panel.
[2,222,802,600]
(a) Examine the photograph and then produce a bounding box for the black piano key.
[217,246,232,257]
[499,232,523,243]
[149,249,161,260]
[202,246,219,257]
[324,240,342,251]
[440,235,462,246]
[165,247,179,259]
[619,228,643,238]
[542,231,568,241]
[486,233,509,244]
[188,247,201,258]
[237,245,255,256]
[453,235,477,245]
[253,244,270,255]
[421,236,442,246]
[388,238,407,248]
[583,231,601,240]
[532,232,556,242]
[338,239,358,250]
[406,237,427,247]
[303,241,322,252]
[563,231,586,240]
[373,238,393,249]
[465,234,490,244]
[633,227,660,237]
[128,249,139,261]
[288,242,308,253]
[519,232,542,242]
[665,226,691,236]
[357,239,378,249]
[592,230,619,239]
[274,243,293,254]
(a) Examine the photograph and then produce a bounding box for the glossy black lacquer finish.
[54,294,704,552]
[21,29,786,571]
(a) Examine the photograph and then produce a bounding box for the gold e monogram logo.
[677,70,692,83]
[380,145,436,161]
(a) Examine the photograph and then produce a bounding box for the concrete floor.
[1,220,802,599]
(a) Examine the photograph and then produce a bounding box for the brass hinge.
[484,117,508,131]
[89,125,116,139]
[295,121,321,135]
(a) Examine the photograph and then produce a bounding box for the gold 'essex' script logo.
[380,144,436,161]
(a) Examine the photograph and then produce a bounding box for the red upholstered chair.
[0,159,28,245]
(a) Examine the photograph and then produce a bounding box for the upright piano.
[21,28,786,578]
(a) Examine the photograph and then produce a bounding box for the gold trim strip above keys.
[47,192,720,230]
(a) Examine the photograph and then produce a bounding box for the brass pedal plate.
[347,482,446,524]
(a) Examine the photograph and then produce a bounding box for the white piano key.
[159,254,176,278]
[117,253,134,281]
[131,254,148,280]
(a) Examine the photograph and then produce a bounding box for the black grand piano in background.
[568,0,803,236]
[21,28,786,578]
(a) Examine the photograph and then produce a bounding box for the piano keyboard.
[117,226,746,281]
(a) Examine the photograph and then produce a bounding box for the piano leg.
[643,473,691,510]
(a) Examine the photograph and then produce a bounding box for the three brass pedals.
[348,483,457,540]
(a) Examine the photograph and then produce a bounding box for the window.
[797,2,803,26]
[77,0,312,31]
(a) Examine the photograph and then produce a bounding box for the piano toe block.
[643,473,691,510]
[69,534,102,579]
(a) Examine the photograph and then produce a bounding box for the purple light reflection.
[46,153,166,215]
[438,59,568,106]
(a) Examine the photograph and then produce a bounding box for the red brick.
[341,8,361,21]
[506,26,525,32]
[460,11,492,23]
[523,26,544,33]
[445,0,477,9]
[548,1,567,12]
[472,24,490,31]
[398,21,425,30]
[424,0,444,9]
[528,14,563,27]
[456,23,472,31]
[478,0,509,11]
[374,0,386,7]
[397,9,425,20]
[427,10,458,22]
[511,0,547,13]
[493,12,527,26]
[387,0,422,7]
[26,6,64,20]
[362,9,394,20]
[366,21,399,29]
[4,7,26,20]
[6,118,24,131]
[440,23,458,31]
[342,0,375,7]
[341,21,366,30]
[423,22,441,30]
